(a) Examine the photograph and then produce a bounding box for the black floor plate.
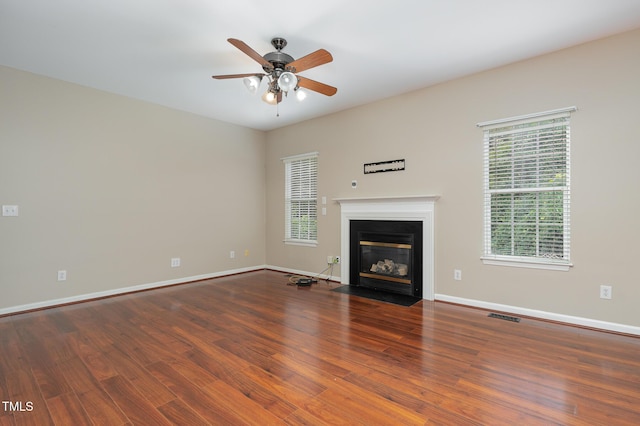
[331,285,421,307]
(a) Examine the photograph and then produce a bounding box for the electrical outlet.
[334,256,340,264]
[600,285,612,300]
[327,256,341,265]
[57,270,67,281]
[230,251,235,259]
[2,205,19,217]
[454,269,462,281]
[171,258,181,267]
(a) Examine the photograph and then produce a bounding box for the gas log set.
[369,259,408,277]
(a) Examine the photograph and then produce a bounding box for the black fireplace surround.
[349,220,423,298]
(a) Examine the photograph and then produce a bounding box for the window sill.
[284,239,318,248]
[481,256,572,271]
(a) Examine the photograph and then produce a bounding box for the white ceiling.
[2,0,640,131]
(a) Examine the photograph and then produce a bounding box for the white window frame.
[282,152,318,247]
[478,107,576,271]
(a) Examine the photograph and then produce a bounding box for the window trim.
[480,256,573,271]
[478,107,576,271]
[282,152,319,247]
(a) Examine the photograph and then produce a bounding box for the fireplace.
[350,220,422,297]
[336,195,438,300]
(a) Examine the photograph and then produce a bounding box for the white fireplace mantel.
[334,195,439,300]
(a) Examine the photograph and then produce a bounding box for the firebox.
[349,220,423,297]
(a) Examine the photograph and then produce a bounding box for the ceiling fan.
[212,37,337,105]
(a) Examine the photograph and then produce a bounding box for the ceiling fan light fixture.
[295,88,307,101]
[243,75,262,95]
[262,90,278,105]
[277,72,298,93]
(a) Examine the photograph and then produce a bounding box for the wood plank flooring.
[1,270,639,425]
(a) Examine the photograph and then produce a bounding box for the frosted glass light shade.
[262,91,277,105]
[277,72,298,92]
[243,76,262,95]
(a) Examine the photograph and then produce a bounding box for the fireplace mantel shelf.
[334,195,440,203]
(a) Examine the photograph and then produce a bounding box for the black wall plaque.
[364,159,405,174]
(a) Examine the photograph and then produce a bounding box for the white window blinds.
[479,107,575,269]
[283,152,318,245]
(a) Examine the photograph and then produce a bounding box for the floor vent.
[488,313,521,322]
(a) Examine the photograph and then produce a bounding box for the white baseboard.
[436,294,640,336]
[6,269,635,337]
[0,265,267,316]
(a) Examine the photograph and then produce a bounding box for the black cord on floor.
[286,264,334,286]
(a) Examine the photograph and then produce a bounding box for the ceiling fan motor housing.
[262,51,294,72]
[263,37,295,72]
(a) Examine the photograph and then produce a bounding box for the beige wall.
[0,66,266,311]
[2,29,638,329]
[265,29,640,327]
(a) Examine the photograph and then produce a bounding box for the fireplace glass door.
[350,220,423,297]
[360,240,412,285]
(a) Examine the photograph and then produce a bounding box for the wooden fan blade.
[212,73,264,79]
[285,49,333,73]
[227,38,273,70]
[297,76,337,96]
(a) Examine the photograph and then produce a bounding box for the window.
[478,107,575,270]
[283,152,318,246]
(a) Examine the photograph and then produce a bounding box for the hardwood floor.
[1,270,639,425]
